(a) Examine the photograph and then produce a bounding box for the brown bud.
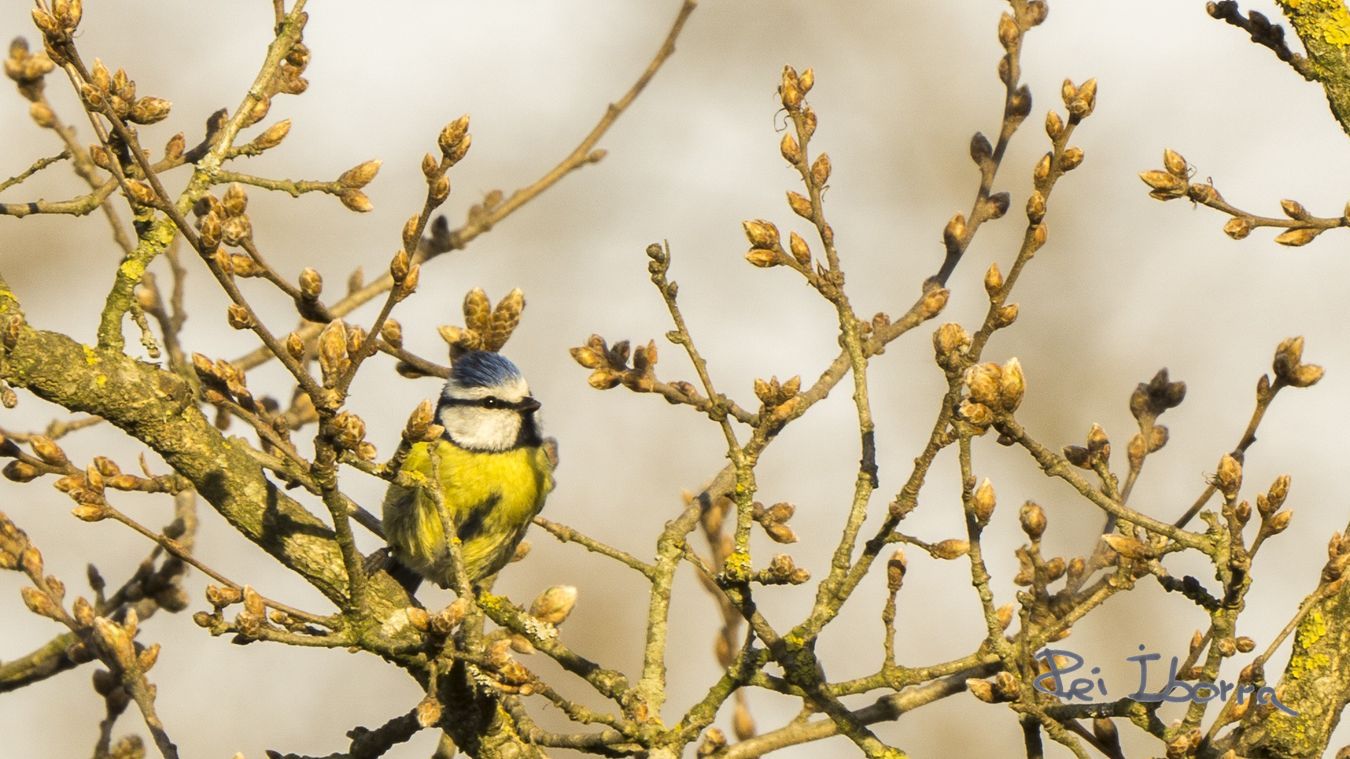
[743,219,780,249]
[1223,217,1253,240]
[128,96,171,125]
[919,286,950,319]
[786,191,813,220]
[1101,533,1151,560]
[997,13,1019,49]
[124,180,157,207]
[1045,110,1064,140]
[933,322,972,360]
[943,213,967,249]
[1162,149,1188,177]
[1026,191,1047,224]
[932,538,970,560]
[1273,227,1321,247]
[970,132,993,165]
[1213,454,1242,500]
[252,119,291,150]
[297,268,323,302]
[1265,509,1292,535]
[965,362,1002,406]
[30,435,66,466]
[1140,170,1187,200]
[780,133,802,165]
[886,549,907,592]
[967,678,996,703]
[338,159,381,189]
[529,585,578,625]
[339,190,373,213]
[1019,501,1046,540]
[444,133,472,165]
[226,304,252,330]
[745,248,779,268]
[810,152,831,186]
[788,231,811,266]
[1033,153,1052,184]
[438,115,471,155]
[1058,146,1084,171]
[972,478,996,526]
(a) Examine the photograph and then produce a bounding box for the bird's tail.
[364,547,424,596]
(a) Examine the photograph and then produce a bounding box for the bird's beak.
[519,397,541,412]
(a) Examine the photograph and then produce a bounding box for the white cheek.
[439,407,522,451]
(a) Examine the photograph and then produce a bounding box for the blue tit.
[382,351,554,591]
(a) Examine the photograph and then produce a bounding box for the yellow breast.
[382,439,554,587]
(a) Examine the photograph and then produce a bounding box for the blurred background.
[3,1,1349,756]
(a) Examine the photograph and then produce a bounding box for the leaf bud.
[972,478,996,526]
[1019,501,1046,540]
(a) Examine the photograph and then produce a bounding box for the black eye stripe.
[439,396,537,411]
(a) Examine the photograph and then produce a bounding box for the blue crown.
[450,351,523,389]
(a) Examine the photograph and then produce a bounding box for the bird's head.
[436,351,542,452]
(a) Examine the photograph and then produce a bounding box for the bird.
[381,350,554,592]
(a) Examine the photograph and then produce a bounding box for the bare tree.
[4,1,1350,757]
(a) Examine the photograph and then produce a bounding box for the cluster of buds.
[756,553,810,585]
[6,37,56,104]
[0,432,59,483]
[0,511,36,573]
[328,410,375,460]
[751,501,798,544]
[385,248,422,305]
[932,322,972,373]
[752,375,803,425]
[570,335,659,392]
[436,288,523,358]
[474,638,535,695]
[193,185,252,253]
[1013,544,1067,587]
[742,218,792,269]
[778,64,814,116]
[1060,77,1098,123]
[196,584,297,640]
[336,159,380,213]
[967,670,1021,704]
[1063,423,1111,470]
[401,399,446,445]
[1140,148,1190,202]
[1255,474,1292,538]
[88,59,170,125]
[958,357,1026,428]
[418,114,471,206]
[53,459,118,522]
[1268,199,1326,247]
[29,0,82,58]
[192,351,255,409]
[1271,336,1324,388]
[1322,531,1350,586]
[405,598,471,641]
[276,40,310,97]
[1126,368,1185,470]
